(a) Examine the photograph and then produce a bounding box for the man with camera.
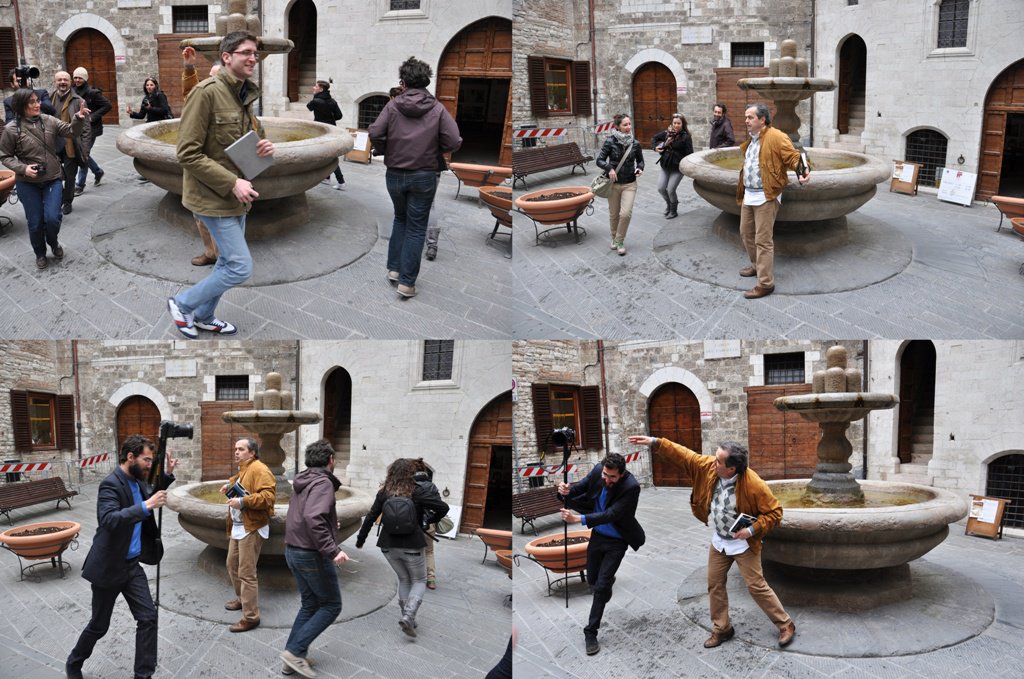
[65,435,177,679]
[3,65,54,122]
[557,452,645,656]
[49,71,90,216]
[70,67,111,193]
[220,437,276,632]
[628,436,796,650]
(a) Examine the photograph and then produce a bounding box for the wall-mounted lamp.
[957,154,965,165]
[442,486,450,498]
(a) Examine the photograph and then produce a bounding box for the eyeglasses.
[232,50,258,58]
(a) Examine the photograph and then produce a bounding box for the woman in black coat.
[596,113,644,256]
[355,458,448,638]
[307,79,345,187]
[127,78,170,122]
[651,113,693,219]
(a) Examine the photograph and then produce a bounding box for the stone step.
[911,453,933,465]
[887,464,933,486]
[911,443,933,456]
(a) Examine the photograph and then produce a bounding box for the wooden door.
[837,41,853,134]
[499,82,513,167]
[115,396,161,454]
[199,400,254,481]
[632,62,676,148]
[745,385,819,480]
[461,392,513,533]
[287,0,317,102]
[649,383,701,486]
[322,368,352,469]
[978,59,1024,200]
[65,29,119,125]
[714,67,771,146]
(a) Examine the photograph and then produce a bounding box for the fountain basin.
[116,118,354,200]
[763,480,967,571]
[680,147,890,222]
[167,480,373,557]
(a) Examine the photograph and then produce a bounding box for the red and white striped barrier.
[80,453,111,468]
[0,462,52,473]
[513,127,569,139]
[623,451,642,464]
[592,121,614,134]
[518,463,578,477]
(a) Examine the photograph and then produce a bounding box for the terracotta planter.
[514,186,593,225]
[478,186,512,229]
[495,549,513,578]
[0,520,81,560]
[523,529,591,573]
[476,527,513,552]
[449,162,513,189]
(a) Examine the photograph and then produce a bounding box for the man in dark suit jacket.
[557,452,645,656]
[65,435,176,679]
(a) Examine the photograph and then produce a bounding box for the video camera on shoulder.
[14,62,40,89]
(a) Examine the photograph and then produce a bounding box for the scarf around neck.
[611,129,634,148]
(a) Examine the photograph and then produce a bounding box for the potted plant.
[478,185,512,230]
[514,186,593,225]
[449,162,513,198]
[0,520,81,560]
[523,528,591,572]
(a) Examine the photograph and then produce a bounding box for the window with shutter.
[527,56,548,117]
[530,383,603,453]
[8,390,75,452]
[572,60,591,116]
[0,28,17,88]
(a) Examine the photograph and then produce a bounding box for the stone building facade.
[513,339,864,489]
[0,341,74,468]
[513,0,813,151]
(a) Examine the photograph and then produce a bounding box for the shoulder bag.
[591,142,630,199]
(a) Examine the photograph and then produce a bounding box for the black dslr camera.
[32,163,46,175]
[14,62,40,89]
[147,420,193,488]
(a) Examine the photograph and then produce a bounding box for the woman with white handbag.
[595,114,644,256]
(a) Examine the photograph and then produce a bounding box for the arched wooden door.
[837,35,866,135]
[897,341,936,464]
[116,396,160,454]
[436,17,513,166]
[461,391,512,533]
[632,62,676,149]
[287,0,317,103]
[649,383,700,486]
[65,29,119,126]
[322,367,352,473]
[978,59,1024,199]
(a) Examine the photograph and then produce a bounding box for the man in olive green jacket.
[167,30,274,339]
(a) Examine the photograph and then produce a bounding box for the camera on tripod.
[160,421,193,440]
[147,420,193,487]
[14,62,40,89]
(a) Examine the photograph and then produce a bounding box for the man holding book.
[220,437,276,632]
[627,436,796,649]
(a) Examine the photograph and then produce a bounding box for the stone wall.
[0,341,72,465]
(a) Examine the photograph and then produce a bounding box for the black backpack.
[381,495,418,535]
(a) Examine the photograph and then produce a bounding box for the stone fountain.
[115,0,354,240]
[763,345,967,607]
[679,40,890,253]
[166,372,373,559]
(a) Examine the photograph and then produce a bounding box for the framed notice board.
[343,128,373,164]
[936,168,977,207]
[890,160,920,195]
[965,494,1011,540]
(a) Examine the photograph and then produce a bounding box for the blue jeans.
[75,134,102,187]
[174,214,252,322]
[15,179,63,257]
[385,168,438,286]
[284,546,342,657]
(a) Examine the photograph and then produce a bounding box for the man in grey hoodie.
[369,56,461,299]
[281,440,349,678]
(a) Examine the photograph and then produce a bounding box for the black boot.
[585,634,600,655]
[663,199,671,216]
[666,200,678,219]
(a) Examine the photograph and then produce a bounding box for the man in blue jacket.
[558,452,645,656]
[65,435,177,679]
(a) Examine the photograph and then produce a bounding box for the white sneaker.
[282,655,316,675]
[281,650,316,678]
[333,183,345,191]
[166,298,197,339]
[194,318,238,335]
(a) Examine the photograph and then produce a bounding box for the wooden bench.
[511,485,564,535]
[0,477,78,524]
[992,195,1024,232]
[512,142,594,189]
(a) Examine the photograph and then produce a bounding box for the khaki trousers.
[227,531,265,622]
[707,545,791,634]
[195,216,219,259]
[424,525,436,580]
[607,181,638,243]
[739,199,779,288]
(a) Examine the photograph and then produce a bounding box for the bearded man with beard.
[65,435,178,679]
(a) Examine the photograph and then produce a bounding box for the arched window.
[905,129,948,188]
[937,0,969,49]
[358,95,390,130]
[987,454,1024,528]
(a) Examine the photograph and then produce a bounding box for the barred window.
[906,129,949,188]
[358,95,389,130]
[937,0,969,49]
[422,340,454,381]
[731,43,764,68]
[987,454,1024,528]
[765,352,805,385]
[390,0,421,9]
[172,6,209,34]
[216,375,249,401]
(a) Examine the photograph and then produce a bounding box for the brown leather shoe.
[703,626,735,648]
[191,253,217,266]
[739,266,756,277]
[778,621,796,647]
[224,599,242,611]
[744,285,775,299]
[229,618,260,632]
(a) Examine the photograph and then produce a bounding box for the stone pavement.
[0,479,512,678]
[512,486,1024,678]
[0,127,512,340]
[512,152,1024,339]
